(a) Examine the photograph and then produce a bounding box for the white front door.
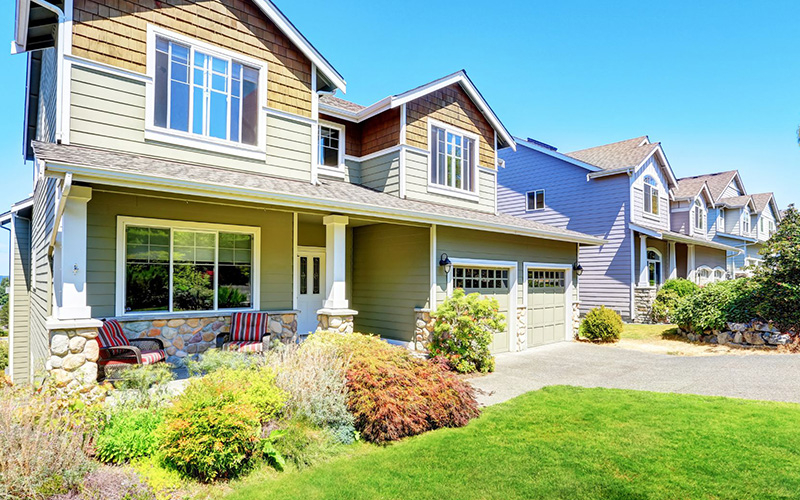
[296,248,325,336]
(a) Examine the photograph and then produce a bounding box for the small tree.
[755,204,800,332]
[429,289,506,374]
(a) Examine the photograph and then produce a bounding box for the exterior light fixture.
[573,262,584,276]
[439,253,453,276]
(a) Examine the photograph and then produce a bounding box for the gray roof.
[319,95,365,113]
[32,142,604,245]
[566,136,660,171]
[717,195,752,208]
[750,192,775,216]
[676,171,738,202]
[635,222,743,253]
[673,176,708,200]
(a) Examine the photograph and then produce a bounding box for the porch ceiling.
[33,142,606,246]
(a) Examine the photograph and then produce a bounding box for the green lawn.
[621,323,679,341]
[227,386,800,500]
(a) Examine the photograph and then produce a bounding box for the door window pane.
[313,257,320,294]
[300,257,307,295]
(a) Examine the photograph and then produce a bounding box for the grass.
[620,323,679,341]
[226,386,800,500]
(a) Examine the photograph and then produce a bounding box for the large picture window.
[120,218,259,315]
[430,124,476,192]
[153,33,260,146]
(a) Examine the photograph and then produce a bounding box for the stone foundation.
[679,321,792,348]
[633,287,657,324]
[413,308,435,351]
[117,311,298,366]
[316,309,356,334]
[47,326,100,391]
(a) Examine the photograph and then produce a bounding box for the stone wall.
[572,301,581,337]
[413,308,435,351]
[679,321,792,348]
[47,327,100,391]
[633,287,657,324]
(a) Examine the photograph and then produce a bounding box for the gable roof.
[32,142,604,246]
[565,136,677,188]
[717,195,756,210]
[673,177,714,205]
[677,171,743,202]
[513,137,602,172]
[750,192,781,221]
[318,70,516,150]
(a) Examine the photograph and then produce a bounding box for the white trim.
[292,212,298,310]
[427,118,481,196]
[629,223,661,239]
[317,119,346,174]
[399,103,407,144]
[522,262,574,346]
[426,184,479,202]
[588,166,634,179]
[646,246,663,286]
[399,147,407,199]
[114,216,261,317]
[310,64,319,185]
[429,224,437,309]
[446,258,518,353]
[344,144,428,163]
[144,25,268,160]
[265,107,317,126]
[65,54,152,83]
[45,162,608,246]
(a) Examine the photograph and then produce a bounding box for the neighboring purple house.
[498,136,739,321]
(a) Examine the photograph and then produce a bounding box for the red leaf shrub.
[304,332,480,444]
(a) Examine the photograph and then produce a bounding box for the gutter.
[587,166,634,179]
[43,162,607,247]
[48,171,72,258]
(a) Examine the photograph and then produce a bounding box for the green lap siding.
[10,216,31,383]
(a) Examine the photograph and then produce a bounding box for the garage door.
[454,266,510,353]
[527,269,567,347]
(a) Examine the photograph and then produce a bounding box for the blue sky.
[1,0,799,274]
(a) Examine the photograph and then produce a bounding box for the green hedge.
[673,278,761,334]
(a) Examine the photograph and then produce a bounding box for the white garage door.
[454,266,510,353]
[527,269,567,347]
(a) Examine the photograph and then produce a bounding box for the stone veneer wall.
[516,306,526,351]
[413,308,435,351]
[316,312,355,335]
[633,287,657,324]
[572,302,581,336]
[47,327,101,391]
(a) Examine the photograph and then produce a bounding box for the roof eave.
[514,138,602,172]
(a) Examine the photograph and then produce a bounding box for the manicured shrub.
[674,279,762,334]
[652,279,700,323]
[267,342,355,443]
[0,385,95,499]
[272,419,342,470]
[96,406,165,464]
[157,367,286,482]
[755,205,800,332]
[304,332,480,444]
[580,306,623,342]
[429,289,506,373]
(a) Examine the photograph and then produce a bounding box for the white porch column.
[322,215,349,310]
[638,234,649,287]
[687,244,696,283]
[53,186,93,320]
[668,241,677,280]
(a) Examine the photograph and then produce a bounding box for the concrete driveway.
[470,342,800,406]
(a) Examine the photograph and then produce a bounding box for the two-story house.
[676,171,781,275]
[498,136,740,321]
[2,0,605,384]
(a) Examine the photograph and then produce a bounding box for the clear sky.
[1,0,799,274]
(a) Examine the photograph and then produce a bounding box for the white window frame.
[696,265,713,285]
[643,176,659,218]
[145,25,269,161]
[427,118,480,201]
[646,247,663,286]
[693,199,706,232]
[115,216,261,317]
[741,208,750,235]
[525,189,545,211]
[713,267,727,282]
[317,120,346,178]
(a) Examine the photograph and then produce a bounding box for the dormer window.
[694,199,706,231]
[643,176,659,216]
[430,121,477,193]
[742,208,750,235]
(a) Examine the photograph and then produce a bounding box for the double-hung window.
[526,190,545,211]
[149,28,265,155]
[741,208,750,235]
[643,176,659,216]
[120,218,260,316]
[430,123,476,193]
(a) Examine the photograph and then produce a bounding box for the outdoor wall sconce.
[439,253,453,276]
[573,262,584,276]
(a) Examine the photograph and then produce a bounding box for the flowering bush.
[429,289,506,373]
[305,332,480,444]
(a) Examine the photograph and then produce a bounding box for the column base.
[633,287,658,324]
[46,320,102,393]
[414,308,435,351]
[316,308,358,334]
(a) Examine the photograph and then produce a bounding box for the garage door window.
[454,267,509,290]
[528,270,565,289]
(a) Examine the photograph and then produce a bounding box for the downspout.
[48,172,72,258]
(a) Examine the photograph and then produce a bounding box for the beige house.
[3,0,604,385]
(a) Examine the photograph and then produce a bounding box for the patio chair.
[216,312,269,353]
[97,319,165,380]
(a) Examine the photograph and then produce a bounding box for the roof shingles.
[565,136,659,171]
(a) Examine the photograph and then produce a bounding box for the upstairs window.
[694,199,706,231]
[430,124,476,192]
[769,220,775,235]
[318,123,344,170]
[718,208,725,231]
[643,176,659,216]
[526,190,545,211]
[760,218,765,232]
[741,208,750,235]
[153,34,261,146]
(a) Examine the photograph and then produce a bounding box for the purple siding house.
[498,136,740,321]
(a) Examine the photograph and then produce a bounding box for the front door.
[296,248,325,336]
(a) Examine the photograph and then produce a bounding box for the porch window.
[153,35,260,145]
[122,218,258,315]
[647,248,662,286]
[643,176,659,216]
[526,189,545,211]
[430,124,476,192]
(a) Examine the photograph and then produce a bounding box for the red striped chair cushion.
[229,312,268,342]
[98,350,166,366]
[98,319,129,348]
[223,341,263,353]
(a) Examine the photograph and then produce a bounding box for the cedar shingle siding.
[406,84,495,169]
[319,114,362,157]
[72,0,313,117]
[361,108,401,156]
